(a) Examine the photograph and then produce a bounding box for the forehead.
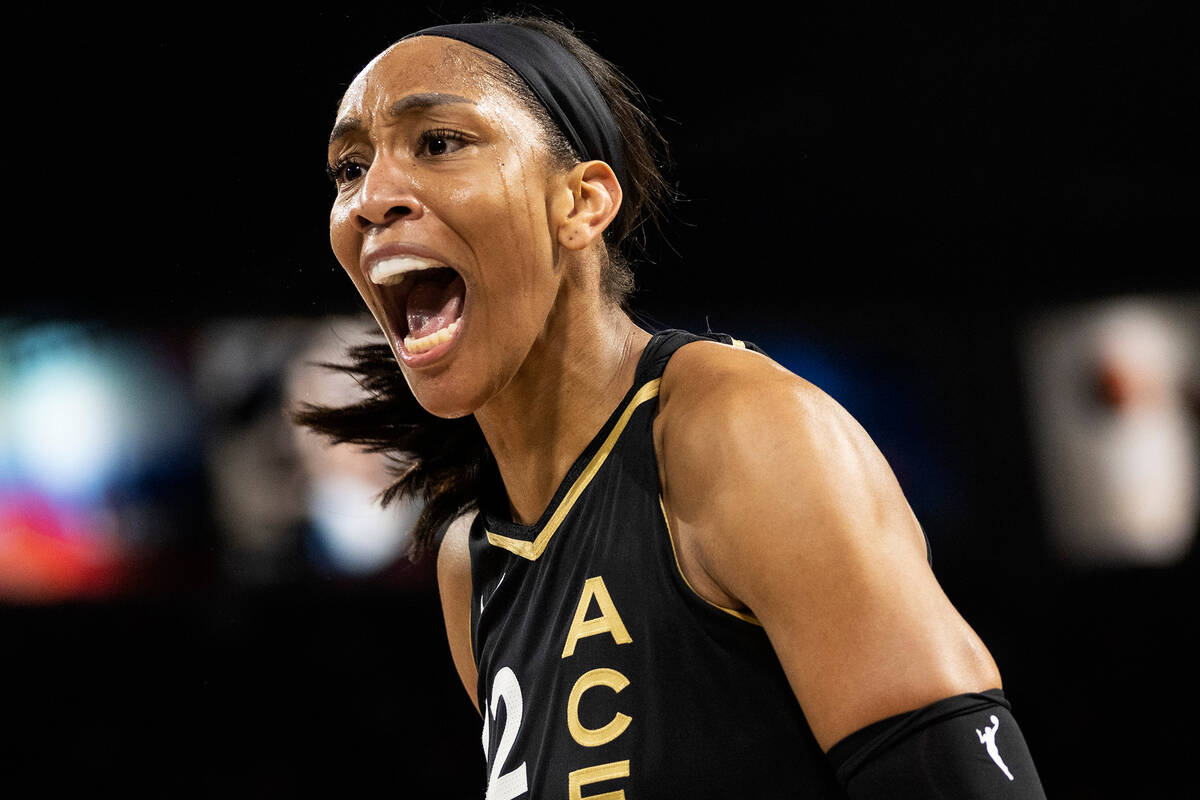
[337,35,506,120]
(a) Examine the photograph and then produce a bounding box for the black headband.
[405,22,628,192]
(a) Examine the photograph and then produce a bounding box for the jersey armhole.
[658,495,762,626]
[652,334,761,628]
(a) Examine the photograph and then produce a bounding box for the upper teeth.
[368,255,447,285]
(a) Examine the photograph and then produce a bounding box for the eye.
[417,128,469,157]
[326,158,367,186]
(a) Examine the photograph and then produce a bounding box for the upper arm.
[437,512,480,715]
[657,343,1000,751]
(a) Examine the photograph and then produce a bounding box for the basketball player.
[306,14,1047,798]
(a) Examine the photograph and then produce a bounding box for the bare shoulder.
[655,338,1000,750]
[655,339,895,543]
[437,509,474,579]
[656,338,843,439]
[657,337,808,424]
[654,338,876,609]
[437,511,480,714]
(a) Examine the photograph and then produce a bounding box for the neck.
[475,288,650,525]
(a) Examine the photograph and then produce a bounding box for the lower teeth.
[405,319,460,353]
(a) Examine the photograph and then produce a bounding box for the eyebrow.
[328,93,475,145]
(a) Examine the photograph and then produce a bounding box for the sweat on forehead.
[330,35,575,173]
[338,36,511,116]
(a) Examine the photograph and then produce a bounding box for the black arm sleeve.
[826,689,1047,799]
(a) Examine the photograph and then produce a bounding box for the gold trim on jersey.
[659,496,762,626]
[485,378,663,561]
[467,603,476,669]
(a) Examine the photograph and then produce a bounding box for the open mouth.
[369,255,466,356]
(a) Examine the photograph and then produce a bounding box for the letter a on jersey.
[562,576,633,658]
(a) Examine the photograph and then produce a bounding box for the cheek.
[329,201,357,266]
[328,201,379,313]
[472,105,557,260]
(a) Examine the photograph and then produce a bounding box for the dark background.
[7,2,1198,797]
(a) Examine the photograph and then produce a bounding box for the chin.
[403,369,488,421]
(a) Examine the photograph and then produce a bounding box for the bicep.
[437,512,480,715]
[666,371,999,751]
[750,513,1001,753]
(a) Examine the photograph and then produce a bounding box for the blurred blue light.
[1,322,197,505]
[8,353,123,501]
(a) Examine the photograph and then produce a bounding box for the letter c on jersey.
[567,668,632,747]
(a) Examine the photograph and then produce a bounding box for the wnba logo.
[976,715,1015,781]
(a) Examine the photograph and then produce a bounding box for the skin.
[328,36,647,524]
[330,35,1001,750]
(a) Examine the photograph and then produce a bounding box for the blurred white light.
[10,358,122,499]
[1023,298,1199,566]
[309,474,415,574]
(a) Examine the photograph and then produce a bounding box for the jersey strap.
[477,328,759,561]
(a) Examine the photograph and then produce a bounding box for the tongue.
[406,273,465,339]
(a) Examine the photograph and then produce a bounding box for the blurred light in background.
[192,316,420,584]
[0,322,200,601]
[2,316,426,603]
[1022,296,1200,567]
[286,318,419,575]
[24,299,1185,601]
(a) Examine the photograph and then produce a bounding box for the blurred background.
[5,2,1197,796]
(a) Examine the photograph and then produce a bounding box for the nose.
[350,155,426,233]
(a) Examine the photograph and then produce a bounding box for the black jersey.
[468,329,846,799]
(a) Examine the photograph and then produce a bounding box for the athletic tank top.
[468,329,846,799]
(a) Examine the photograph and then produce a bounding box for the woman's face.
[327,36,571,418]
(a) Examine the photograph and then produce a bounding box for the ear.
[554,160,623,251]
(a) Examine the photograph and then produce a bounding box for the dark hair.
[296,14,673,559]
[473,12,674,304]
